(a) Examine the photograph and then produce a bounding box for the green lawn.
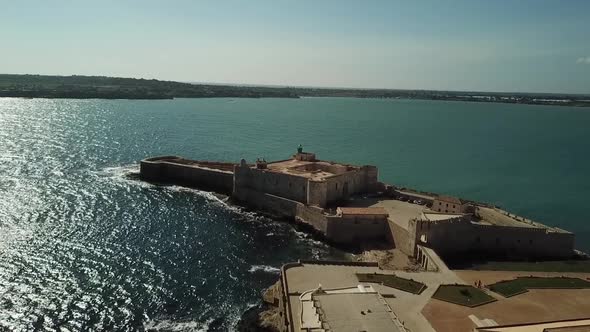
[488,277,590,297]
[432,285,496,307]
[356,273,426,294]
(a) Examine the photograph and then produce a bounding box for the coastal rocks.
[237,280,284,332]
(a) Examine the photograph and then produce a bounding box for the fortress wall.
[416,219,575,258]
[140,158,233,194]
[407,219,420,257]
[140,158,163,181]
[362,165,379,192]
[387,220,412,255]
[307,181,327,207]
[325,173,354,204]
[232,185,331,236]
[325,215,389,244]
[234,166,308,204]
[324,170,370,204]
[295,205,329,234]
[233,187,300,218]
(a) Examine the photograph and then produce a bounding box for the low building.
[432,195,466,214]
[280,261,409,332]
[299,284,405,332]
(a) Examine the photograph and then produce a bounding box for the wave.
[144,318,213,332]
[248,265,280,274]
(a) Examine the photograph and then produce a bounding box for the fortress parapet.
[408,208,574,259]
[140,156,236,194]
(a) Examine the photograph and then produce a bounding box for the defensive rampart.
[140,156,235,195]
[388,220,412,256]
[139,154,576,259]
[413,217,574,258]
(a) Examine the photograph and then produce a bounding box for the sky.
[1,0,589,94]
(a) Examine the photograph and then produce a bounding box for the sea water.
[0,97,588,330]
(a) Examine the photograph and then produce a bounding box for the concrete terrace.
[283,260,464,332]
[344,197,428,230]
[476,207,570,233]
[316,292,403,332]
[283,261,590,332]
[266,158,359,181]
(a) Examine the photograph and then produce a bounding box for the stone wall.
[324,171,360,204]
[234,165,308,204]
[232,185,331,237]
[306,180,327,207]
[414,218,575,258]
[232,179,390,245]
[233,187,300,218]
[295,204,329,234]
[140,156,234,195]
[325,214,389,244]
[387,220,412,256]
[323,166,379,206]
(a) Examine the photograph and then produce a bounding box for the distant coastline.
[1,74,589,107]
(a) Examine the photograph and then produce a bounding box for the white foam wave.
[292,229,327,246]
[144,318,213,332]
[248,265,280,274]
[97,165,282,227]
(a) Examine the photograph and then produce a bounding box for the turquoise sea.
[0,97,589,331]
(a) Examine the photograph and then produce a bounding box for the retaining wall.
[325,215,389,243]
[388,220,412,256]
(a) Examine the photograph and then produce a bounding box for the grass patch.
[356,273,426,294]
[432,285,496,307]
[488,277,590,297]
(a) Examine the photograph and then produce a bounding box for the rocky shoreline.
[237,280,284,332]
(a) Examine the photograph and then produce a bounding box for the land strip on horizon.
[1,74,589,107]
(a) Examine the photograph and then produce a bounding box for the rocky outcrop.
[237,280,284,332]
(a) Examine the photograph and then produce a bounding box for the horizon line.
[2,72,589,97]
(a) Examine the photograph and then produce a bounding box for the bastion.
[139,148,576,260]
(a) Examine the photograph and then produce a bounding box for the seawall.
[140,156,235,195]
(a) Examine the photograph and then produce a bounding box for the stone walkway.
[376,247,464,332]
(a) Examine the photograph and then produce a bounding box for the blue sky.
[1,0,589,93]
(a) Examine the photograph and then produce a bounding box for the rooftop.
[343,198,428,230]
[313,292,404,332]
[337,207,388,216]
[285,262,414,332]
[474,207,568,230]
[422,212,465,221]
[265,157,360,181]
[435,195,462,205]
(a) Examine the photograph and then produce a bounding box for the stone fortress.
[140,147,575,262]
